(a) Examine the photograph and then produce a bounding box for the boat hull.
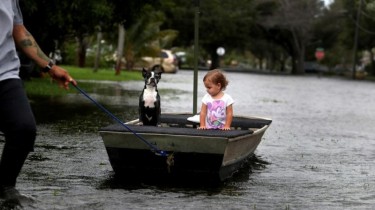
[99,114,271,181]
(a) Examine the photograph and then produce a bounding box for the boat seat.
[231,117,272,129]
[160,114,198,127]
[160,114,271,129]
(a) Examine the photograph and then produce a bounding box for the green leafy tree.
[256,0,325,74]
[362,0,375,75]
[350,0,375,75]
[327,0,375,76]
[308,0,352,69]
[21,0,114,67]
[123,6,178,69]
[162,0,257,69]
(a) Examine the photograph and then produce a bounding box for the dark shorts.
[0,79,36,151]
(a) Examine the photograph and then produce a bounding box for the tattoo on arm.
[20,39,33,47]
[19,31,49,61]
[19,30,33,47]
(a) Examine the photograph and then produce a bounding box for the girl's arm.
[222,104,233,130]
[198,103,207,129]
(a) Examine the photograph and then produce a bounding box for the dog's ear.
[154,67,163,77]
[142,68,148,78]
[155,71,162,80]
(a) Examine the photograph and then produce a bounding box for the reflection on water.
[2,71,374,209]
[30,94,138,131]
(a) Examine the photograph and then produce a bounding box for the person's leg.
[0,79,37,197]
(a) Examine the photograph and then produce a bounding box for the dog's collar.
[145,84,158,90]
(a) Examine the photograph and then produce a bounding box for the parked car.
[142,49,178,73]
[175,51,186,69]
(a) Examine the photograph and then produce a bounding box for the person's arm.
[222,104,233,130]
[198,103,207,129]
[12,24,76,89]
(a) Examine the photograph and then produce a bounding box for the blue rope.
[72,84,167,157]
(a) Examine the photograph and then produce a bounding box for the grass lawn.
[24,65,143,96]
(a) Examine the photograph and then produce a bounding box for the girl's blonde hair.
[203,69,229,90]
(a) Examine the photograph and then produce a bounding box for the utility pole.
[193,0,200,114]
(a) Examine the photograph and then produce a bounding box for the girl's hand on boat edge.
[197,126,231,130]
[197,126,207,130]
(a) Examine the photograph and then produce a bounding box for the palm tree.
[123,9,178,70]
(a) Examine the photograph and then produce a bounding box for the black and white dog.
[139,66,162,126]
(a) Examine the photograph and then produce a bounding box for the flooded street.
[2,70,375,209]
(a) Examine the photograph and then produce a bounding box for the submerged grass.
[24,66,143,96]
[65,66,142,81]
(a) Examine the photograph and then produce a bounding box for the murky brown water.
[1,70,375,209]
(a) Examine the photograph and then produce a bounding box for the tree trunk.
[93,31,103,72]
[125,59,134,70]
[370,50,375,76]
[76,36,87,68]
[296,54,305,74]
[115,24,125,75]
[210,50,220,70]
[296,44,305,74]
[290,38,305,74]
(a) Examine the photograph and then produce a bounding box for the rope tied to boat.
[72,84,168,157]
[166,153,175,173]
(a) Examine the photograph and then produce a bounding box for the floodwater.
[1,70,375,209]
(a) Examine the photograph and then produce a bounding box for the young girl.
[198,69,234,130]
